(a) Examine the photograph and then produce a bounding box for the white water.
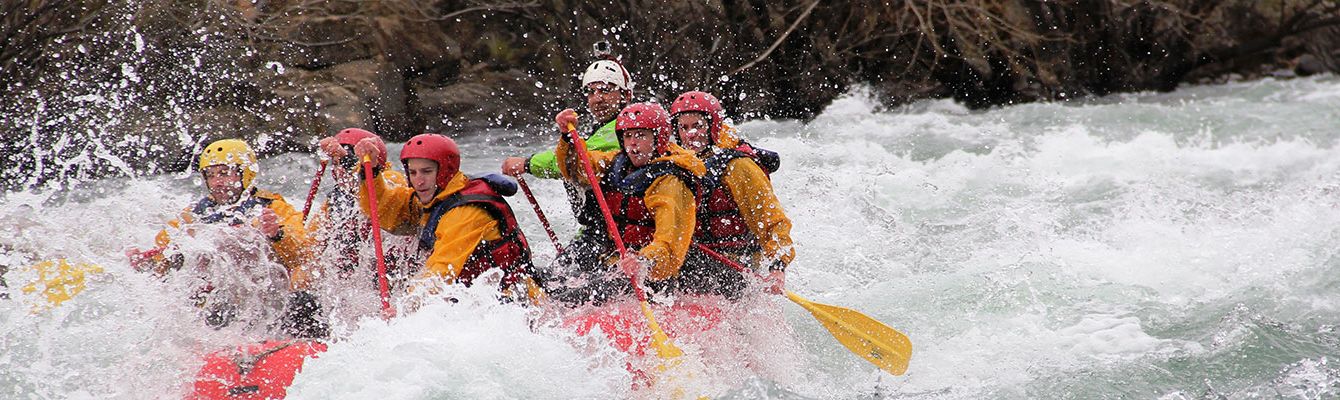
[4,75,1340,399]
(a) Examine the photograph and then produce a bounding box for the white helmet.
[581,59,633,91]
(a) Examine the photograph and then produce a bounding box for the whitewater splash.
[4,75,1340,399]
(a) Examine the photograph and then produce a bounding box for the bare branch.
[728,0,821,76]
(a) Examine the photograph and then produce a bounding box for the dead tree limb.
[728,0,820,76]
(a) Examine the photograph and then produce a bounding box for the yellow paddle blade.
[640,301,685,359]
[21,259,104,309]
[785,290,912,375]
[639,302,707,400]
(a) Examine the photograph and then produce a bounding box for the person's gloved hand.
[127,246,181,276]
[126,247,162,272]
[555,109,579,135]
[318,136,348,161]
[257,208,282,241]
[616,252,648,283]
[501,157,527,177]
[764,270,786,295]
[353,136,388,167]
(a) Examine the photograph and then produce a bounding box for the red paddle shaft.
[361,156,392,317]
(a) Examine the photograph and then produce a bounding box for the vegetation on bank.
[2,0,1338,191]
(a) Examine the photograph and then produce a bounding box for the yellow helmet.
[198,139,258,189]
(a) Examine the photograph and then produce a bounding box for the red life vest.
[694,143,781,254]
[695,148,764,255]
[599,154,699,249]
[419,176,534,289]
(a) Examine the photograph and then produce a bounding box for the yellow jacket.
[359,171,501,283]
[556,138,706,281]
[155,189,315,290]
[710,125,796,267]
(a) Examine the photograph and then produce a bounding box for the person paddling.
[130,139,326,338]
[670,91,793,295]
[500,53,635,257]
[310,128,415,285]
[547,102,745,305]
[353,133,542,302]
[500,53,633,180]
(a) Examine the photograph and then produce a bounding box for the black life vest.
[191,188,273,225]
[566,182,605,230]
[598,154,700,249]
[418,175,533,288]
[743,143,781,175]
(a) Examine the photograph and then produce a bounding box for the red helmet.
[400,133,461,189]
[335,128,385,165]
[669,91,724,140]
[615,103,673,154]
[335,128,377,146]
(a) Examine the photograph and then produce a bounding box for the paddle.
[516,176,563,254]
[694,244,912,375]
[565,123,684,360]
[361,155,393,319]
[300,159,327,222]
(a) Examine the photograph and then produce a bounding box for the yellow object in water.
[784,290,913,376]
[21,259,103,309]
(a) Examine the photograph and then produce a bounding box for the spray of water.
[4,27,1340,397]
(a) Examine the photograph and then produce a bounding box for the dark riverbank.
[2,0,1338,191]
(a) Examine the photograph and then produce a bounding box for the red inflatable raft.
[189,339,327,400]
[563,299,725,356]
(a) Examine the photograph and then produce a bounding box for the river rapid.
[4,76,1340,399]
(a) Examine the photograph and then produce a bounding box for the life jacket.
[695,143,782,253]
[182,189,280,307]
[418,174,534,289]
[567,182,605,230]
[568,122,617,230]
[695,148,762,255]
[322,189,375,277]
[191,188,273,225]
[741,143,781,175]
[599,154,700,249]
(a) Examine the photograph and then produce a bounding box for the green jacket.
[526,119,619,179]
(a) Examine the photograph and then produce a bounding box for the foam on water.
[287,286,631,399]
[4,75,1340,398]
